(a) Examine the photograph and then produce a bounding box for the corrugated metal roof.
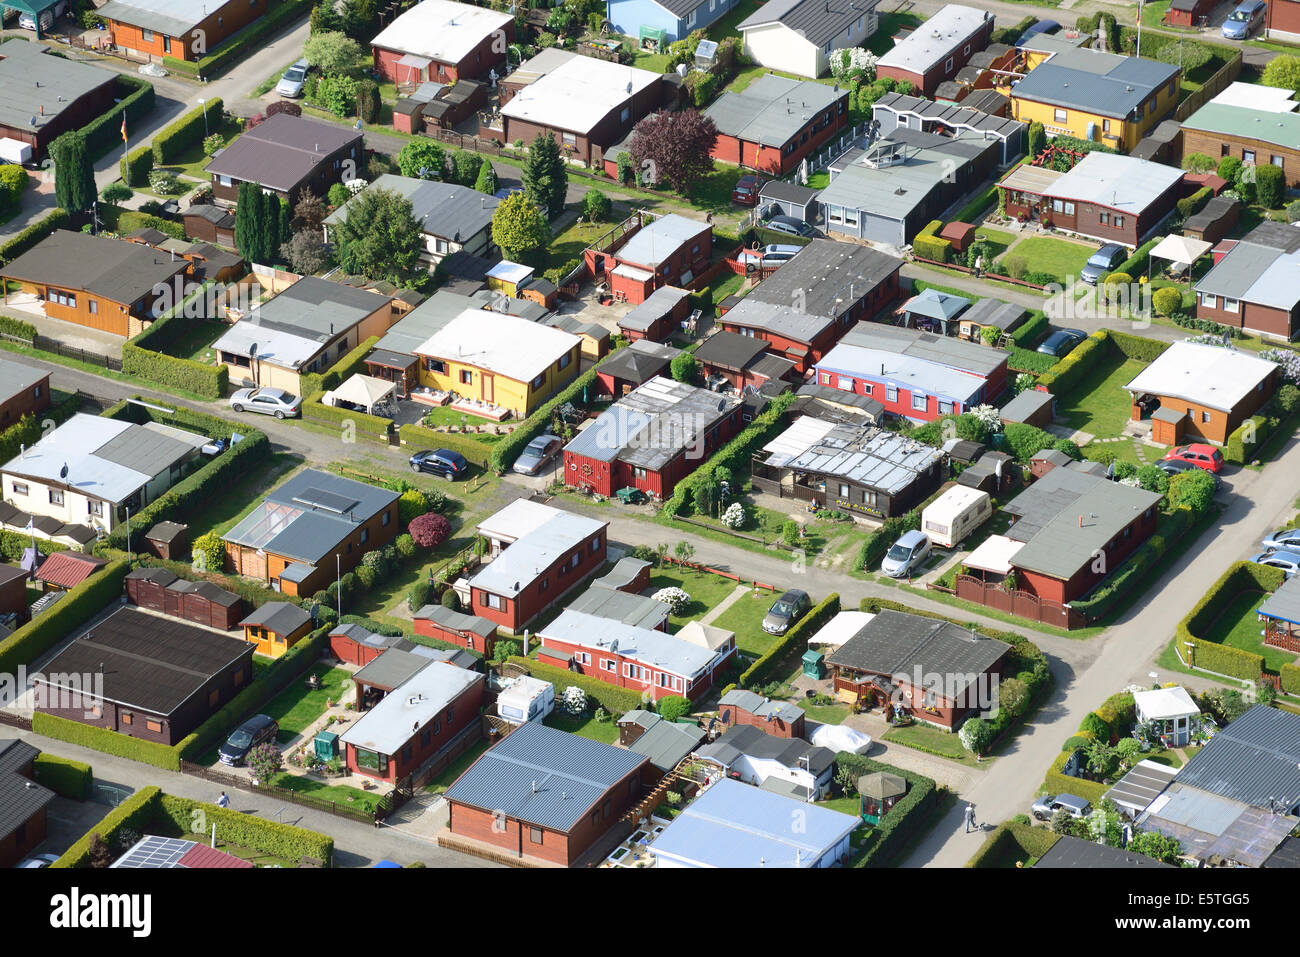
[1103,759,1178,817]
[1176,705,1300,809]
[738,0,882,47]
[628,719,704,772]
[762,415,943,496]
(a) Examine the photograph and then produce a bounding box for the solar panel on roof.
[292,488,360,514]
[113,835,192,868]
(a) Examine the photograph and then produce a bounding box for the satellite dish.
[59,463,69,480]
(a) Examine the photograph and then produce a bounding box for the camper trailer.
[921,486,992,548]
[496,675,555,725]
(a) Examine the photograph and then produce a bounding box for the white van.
[920,486,992,548]
[496,675,555,725]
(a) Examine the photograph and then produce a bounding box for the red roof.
[1184,172,1228,194]
[33,551,108,589]
[178,844,255,869]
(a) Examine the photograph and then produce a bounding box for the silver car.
[275,58,310,98]
[513,434,562,475]
[881,530,931,578]
[1031,793,1091,822]
[1263,528,1300,552]
[230,387,302,419]
[1250,548,1300,579]
[737,244,803,265]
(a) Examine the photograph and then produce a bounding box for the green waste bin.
[802,649,825,679]
[314,731,339,762]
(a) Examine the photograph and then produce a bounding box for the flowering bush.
[1262,348,1300,383]
[651,587,691,614]
[560,685,588,716]
[829,47,878,82]
[969,403,1003,434]
[721,502,747,529]
[1014,372,1036,395]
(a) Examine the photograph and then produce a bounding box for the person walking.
[217,791,229,809]
[964,803,975,833]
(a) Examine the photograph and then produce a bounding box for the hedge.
[82,75,155,160]
[740,593,839,687]
[1108,328,1168,363]
[120,144,154,189]
[952,183,999,225]
[1036,330,1109,395]
[0,389,80,463]
[1225,414,1272,465]
[156,793,334,864]
[857,510,921,572]
[1176,186,1212,221]
[1109,236,1161,282]
[0,313,36,340]
[117,210,186,241]
[152,97,225,165]
[488,356,611,473]
[1283,662,1300,696]
[1175,560,1284,680]
[1010,309,1049,349]
[0,529,69,563]
[835,753,938,867]
[1044,748,1109,805]
[399,421,493,468]
[122,300,229,398]
[51,786,161,868]
[913,219,951,262]
[966,819,1060,867]
[33,712,181,771]
[303,391,393,440]
[0,207,68,266]
[0,559,128,675]
[507,655,646,714]
[32,753,93,800]
[163,0,314,79]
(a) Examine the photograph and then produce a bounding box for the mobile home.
[921,486,992,548]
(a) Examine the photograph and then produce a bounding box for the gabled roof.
[370,0,514,64]
[628,717,705,772]
[0,230,189,307]
[739,0,883,48]
[1035,834,1172,868]
[324,175,498,242]
[873,90,1025,140]
[1196,222,1300,310]
[1011,47,1179,120]
[705,74,847,149]
[204,113,361,193]
[238,601,310,636]
[33,551,107,589]
[501,55,659,136]
[696,724,836,777]
[0,739,54,846]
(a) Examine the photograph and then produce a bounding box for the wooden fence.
[1175,50,1244,122]
[954,575,1085,630]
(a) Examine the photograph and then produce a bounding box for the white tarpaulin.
[807,611,874,648]
[963,535,1025,576]
[809,724,872,755]
[323,374,396,414]
[1148,234,1211,270]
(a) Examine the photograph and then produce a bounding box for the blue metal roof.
[444,722,647,831]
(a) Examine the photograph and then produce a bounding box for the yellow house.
[413,309,583,417]
[1009,46,1180,153]
[238,602,313,660]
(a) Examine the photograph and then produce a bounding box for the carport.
[2,0,64,39]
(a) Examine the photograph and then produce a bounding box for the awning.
[807,610,874,648]
[397,54,433,69]
[1148,234,1211,269]
[612,263,654,283]
[323,373,397,414]
[963,535,1024,576]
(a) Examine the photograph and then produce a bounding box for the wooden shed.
[939,222,976,254]
[144,521,189,561]
[126,566,179,611]
[163,579,245,631]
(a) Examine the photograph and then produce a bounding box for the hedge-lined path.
[10,726,499,867]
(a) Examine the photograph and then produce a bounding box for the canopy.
[323,373,396,414]
[807,610,874,648]
[1148,234,1211,270]
[963,534,1024,576]
[858,772,907,801]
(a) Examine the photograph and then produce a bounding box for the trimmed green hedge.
[83,75,155,160]
[966,819,1059,867]
[399,422,493,468]
[152,98,224,164]
[0,313,36,340]
[1044,748,1109,804]
[488,355,612,473]
[156,793,334,864]
[32,753,93,800]
[1036,330,1108,395]
[953,184,999,225]
[123,300,229,398]
[118,210,186,241]
[740,593,839,687]
[120,144,154,189]
[33,712,181,771]
[835,753,938,867]
[1,530,69,563]
[508,655,646,714]
[1176,186,1212,221]
[0,207,68,266]
[913,219,951,262]
[51,786,161,868]
[1109,237,1160,282]
[1010,309,1050,349]
[1283,662,1300,696]
[164,0,313,79]
[303,391,393,440]
[1225,414,1272,465]
[1175,560,1283,679]
[1108,328,1168,363]
[0,560,128,675]
[0,389,79,463]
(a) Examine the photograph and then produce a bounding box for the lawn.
[268,772,385,814]
[882,721,984,767]
[711,587,782,657]
[1004,236,1098,285]
[263,664,354,741]
[975,226,1016,260]
[158,318,228,364]
[816,795,862,817]
[185,452,303,540]
[648,568,742,629]
[799,699,851,725]
[688,164,745,213]
[539,219,612,273]
[805,170,830,190]
[151,115,242,183]
[1140,1,1174,28]
[1201,590,1299,672]
[544,709,620,743]
[424,738,491,794]
[628,45,674,74]
[1058,354,1150,440]
[707,270,747,303]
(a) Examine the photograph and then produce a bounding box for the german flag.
[120,114,127,143]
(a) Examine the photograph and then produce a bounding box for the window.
[530,827,543,844]
[49,489,64,506]
[539,577,549,592]
[209,689,220,707]
[911,392,927,411]
[146,719,162,733]
[558,353,571,371]
[688,9,697,25]
[562,132,576,148]
[603,658,616,672]
[1114,216,1124,229]
[837,376,853,391]
[432,718,440,735]
[11,482,26,496]
[886,385,898,403]
[163,35,171,53]
[1102,119,1111,133]
[88,500,103,517]
[420,727,431,747]
[1201,411,1211,423]
[382,510,391,527]
[1054,108,1068,123]
[354,748,387,772]
[460,369,473,384]
[938,400,953,415]
[423,358,446,374]
[481,591,504,610]
[620,106,631,123]
[1273,155,1285,169]
[838,483,850,498]
[218,175,232,187]
[141,28,154,40]
[1099,211,1110,225]
[944,57,953,73]
[1201,293,1217,309]
[633,466,647,480]
[531,373,544,389]
[122,712,132,725]
[1224,298,1239,313]
[89,300,97,315]
[590,535,601,553]
[360,527,369,544]
[576,651,590,665]
[1243,150,1256,165]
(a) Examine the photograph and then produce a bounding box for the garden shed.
[163,578,245,631]
[144,521,189,561]
[126,566,179,612]
[939,222,976,254]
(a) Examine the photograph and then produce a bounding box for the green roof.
[1182,102,1300,150]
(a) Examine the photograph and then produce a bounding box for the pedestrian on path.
[217,791,229,809]
[964,803,975,833]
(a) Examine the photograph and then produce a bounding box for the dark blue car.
[1016,19,1061,46]
[409,448,469,480]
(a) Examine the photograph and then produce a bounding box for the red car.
[732,174,764,206]
[1162,443,1224,474]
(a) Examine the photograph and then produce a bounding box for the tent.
[1146,234,1212,284]
[323,374,396,414]
[809,723,872,755]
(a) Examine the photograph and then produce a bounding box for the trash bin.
[801,649,825,679]
[313,731,339,762]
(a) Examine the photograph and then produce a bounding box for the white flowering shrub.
[560,685,588,716]
[969,403,1003,434]
[1262,348,1300,383]
[829,47,877,81]
[1014,373,1036,395]
[652,587,691,614]
[721,502,746,529]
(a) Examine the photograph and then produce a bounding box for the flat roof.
[414,309,580,383]
[705,74,846,148]
[541,609,720,678]
[720,297,835,345]
[501,55,659,136]
[1043,152,1184,213]
[998,387,1053,422]
[761,415,944,496]
[618,285,689,332]
[877,4,992,75]
[342,662,480,756]
[566,584,670,631]
[371,0,514,65]
[96,0,221,35]
[825,320,1006,373]
[470,505,605,598]
[0,355,47,400]
[615,215,710,270]
[0,40,115,136]
[1123,341,1277,413]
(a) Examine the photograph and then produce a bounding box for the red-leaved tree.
[409,513,451,549]
[267,100,303,120]
[628,109,719,193]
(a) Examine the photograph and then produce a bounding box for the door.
[482,373,494,404]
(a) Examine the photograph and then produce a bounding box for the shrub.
[441,587,459,611]
[327,182,351,207]
[1175,561,1282,680]
[720,502,746,529]
[123,305,229,399]
[1175,186,1211,221]
[356,79,381,124]
[117,210,185,241]
[1151,286,1182,317]
[1218,155,1243,184]
[32,753,93,800]
[836,753,937,866]
[395,533,416,560]
[657,695,691,722]
[154,794,332,863]
[152,98,224,164]
[510,655,645,713]
[912,219,951,262]
[34,713,180,771]
[409,512,452,548]
[651,587,691,614]
[190,530,225,574]
[0,206,69,265]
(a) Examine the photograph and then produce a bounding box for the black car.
[1157,457,1220,489]
[409,448,469,480]
[218,714,278,766]
[762,588,811,636]
[1036,328,1087,358]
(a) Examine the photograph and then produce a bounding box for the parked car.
[737,244,803,265]
[1263,528,1300,551]
[409,448,469,479]
[1036,328,1087,357]
[1163,443,1224,474]
[1222,0,1266,38]
[732,174,764,206]
[16,853,60,868]
[762,588,812,635]
[1015,18,1060,46]
[229,387,302,419]
[18,0,65,31]
[763,214,815,238]
[1250,548,1300,578]
[218,714,278,766]
[1157,457,1220,489]
[1079,243,1127,284]
[275,58,310,98]
[512,434,562,475]
[881,530,932,578]
[1031,793,1091,822]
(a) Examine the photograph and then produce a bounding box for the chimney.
[531,780,538,793]
[1078,514,1083,527]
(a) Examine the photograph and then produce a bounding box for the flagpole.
[1136,1,1143,58]
[121,110,129,189]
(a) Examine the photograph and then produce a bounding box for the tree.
[409,512,451,548]
[101,182,132,204]
[310,0,343,34]
[1257,162,1286,208]
[1167,468,1216,514]
[1263,53,1300,93]
[332,186,426,286]
[451,149,483,186]
[305,31,366,74]
[293,190,326,232]
[281,230,330,274]
[1218,155,1243,185]
[491,638,522,664]
[247,743,283,785]
[491,191,550,261]
[997,677,1029,718]
[958,717,993,754]
[1085,739,1119,780]
[674,541,695,563]
[1128,830,1182,864]
[397,138,446,180]
[191,531,226,573]
[407,578,432,612]
[628,109,719,193]
[1155,40,1212,71]
[234,181,267,263]
[339,0,380,41]
[1182,152,1216,174]
[441,587,459,611]
[473,158,498,195]
[522,132,568,219]
[582,188,610,223]
[1026,121,1046,159]
[259,191,282,265]
[1115,737,1143,770]
[50,130,95,213]
[669,352,698,383]
[657,695,691,722]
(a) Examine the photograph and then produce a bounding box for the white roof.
[1134,686,1199,722]
[542,609,720,678]
[477,498,565,542]
[922,485,990,523]
[763,415,839,461]
[676,621,735,652]
[214,321,323,370]
[1211,81,1298,113]
[414,309,580,383]
[339,662,481,755]
[324,374,396,412]
[963,534,1024,575]
[371,0,514,65]
[487,260,534,284]
[1148,234,1211,268]
[1123,341,1278,413]
[611,263,655,282]
[471,507,606,597]
[877,4,990,74]
[1043,152,1184,213]
[501,55,660,135]
[807,611,874,648]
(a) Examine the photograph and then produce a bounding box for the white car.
[17,853,60,868]
[230,387,302,419]
[275,59,310,98]
[737,244,802,265]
